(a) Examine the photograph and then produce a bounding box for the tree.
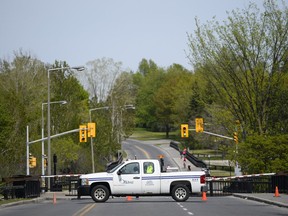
[83,57,122,104]
[133,59,165,130]
[187,0,288,135]
[0,52,46,177]
[154,64,193,137]
[0,53,91,177]
[238,134,288,174]
[48,61,90,173]
[78,57,134,166]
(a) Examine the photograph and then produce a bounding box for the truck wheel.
[171,184,190,202]
[91,185,110,202]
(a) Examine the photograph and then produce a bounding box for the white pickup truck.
[78,159,207,202]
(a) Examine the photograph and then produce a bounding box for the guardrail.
[106,153,123,172]
[170,141,207,168]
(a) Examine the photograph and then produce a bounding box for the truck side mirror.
[117,170,122,175]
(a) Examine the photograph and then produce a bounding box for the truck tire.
[171,184,190,202]
[91,185,110,202]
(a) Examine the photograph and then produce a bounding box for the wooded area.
[0,0,287,177]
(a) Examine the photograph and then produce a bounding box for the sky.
[0,0,270,72]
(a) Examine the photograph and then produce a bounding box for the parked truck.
[78,159,207,202]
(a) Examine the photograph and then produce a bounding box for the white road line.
[177,202,194,215]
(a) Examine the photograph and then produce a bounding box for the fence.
[42,175,81,195]
[206,173,288,196]
[1,175,41,199]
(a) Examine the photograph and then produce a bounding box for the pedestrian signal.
[29,156,36,168]
[181,124,189,138]
[88,122,96,137]
[195,118,204,132]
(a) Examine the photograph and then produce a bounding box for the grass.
[130,128,176,140]
[210,170,233,177]
[192,149,219,155]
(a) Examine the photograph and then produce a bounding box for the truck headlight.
[81,178,89,186]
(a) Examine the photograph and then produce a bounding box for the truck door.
[112,162,142,194]
[141,161,161,194]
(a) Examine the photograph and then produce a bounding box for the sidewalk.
[161,144,202,171]
[40,191,77,200]
[145,140,202,172]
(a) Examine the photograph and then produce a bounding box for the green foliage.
[0,53,90,177]
[238,134,288,174]
[187,0,288,135]
[134,59,165,129]
[153,64,193,137]
[1,1,288,177]
[0,53,47,177]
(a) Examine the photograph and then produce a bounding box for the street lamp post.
[41,100,67,176]
[89,106,109,173]
[88,105,135,173]
[47,66,84,180]
[119,105,135,153]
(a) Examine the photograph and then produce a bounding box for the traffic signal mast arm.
[200,130,233,140]
[27,128,82,145]
[189,128,233,140]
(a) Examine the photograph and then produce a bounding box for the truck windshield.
[107,162,125,173]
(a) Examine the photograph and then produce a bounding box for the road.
[1,139,288,215]
[1,196,288,216]
[122,139,178,168]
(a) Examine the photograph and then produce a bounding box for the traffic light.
[233,132,238,144]
[29,156,36,168]
[181,124,189,138]
[88,122,96,137]
[195,118,204,132]
[79,125,87,142]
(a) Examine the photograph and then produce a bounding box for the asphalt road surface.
[1,139,288,216]
[1,196,288,216]
[122,139,178,168]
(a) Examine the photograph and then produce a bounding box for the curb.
[0,197,45,208]
[0,194,79,208]
[233,194,288,208]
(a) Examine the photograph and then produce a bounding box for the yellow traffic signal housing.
[29,156,36,168]
[233,132,238,144]
[195,118,204,132]
[79,125,87,142]
[88,122,96,137]
[181,124,189,138]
